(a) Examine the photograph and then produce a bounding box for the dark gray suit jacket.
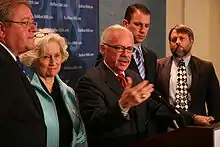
[0,44,46,147]
[156,56,220,118]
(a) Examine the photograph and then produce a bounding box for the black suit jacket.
[156,56,220,118]
[95,45,157,84]
[0,44,46,147]
[77,62,193,147]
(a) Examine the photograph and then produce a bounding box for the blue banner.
[29,0,99,89]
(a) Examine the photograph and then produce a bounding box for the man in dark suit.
[0,0,46,146]
[77,24,214,147]
[156,24,220,121]
[96,3,157,84]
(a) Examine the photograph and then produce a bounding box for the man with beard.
[156,24,220,122]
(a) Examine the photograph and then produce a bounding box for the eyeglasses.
[34,32,53,38]
[2,20,38,28]
[103,43,134,53]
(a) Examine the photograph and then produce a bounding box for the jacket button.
[145,120,148,124]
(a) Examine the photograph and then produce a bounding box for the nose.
[140,25,148,33]
[176,38,181,44]
[49,56,56,65]
[140,26,145,33]
[120,51,132,60]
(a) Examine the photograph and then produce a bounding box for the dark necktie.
[135,48,145,79]
[175,59,189,111]
[16,56,24,71]
[117,73,126,87]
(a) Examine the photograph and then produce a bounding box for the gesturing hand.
[119,77,154,110]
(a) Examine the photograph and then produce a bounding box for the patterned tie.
[117,73,126,87]
[175,59,189,111]
[135,48,145,79]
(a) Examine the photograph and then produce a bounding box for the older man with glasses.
[0,0,46,146]
[77,24,153,147]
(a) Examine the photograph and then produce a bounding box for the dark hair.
[124,3,151,23]
[168,24,194,41]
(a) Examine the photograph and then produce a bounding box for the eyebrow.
[21,16,34,20]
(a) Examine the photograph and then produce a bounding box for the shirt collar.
[103,60,125,76]
[133,44,143,55]
[173,55,191,67]
[0,42,17,61]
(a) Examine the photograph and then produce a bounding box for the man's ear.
[122,19,128,27]
[0,22,6,38]
[191,39,194,44]
[100,44,105,55]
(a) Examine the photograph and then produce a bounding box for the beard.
[171,44,192,58]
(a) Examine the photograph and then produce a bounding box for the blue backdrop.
[30,0,99,89]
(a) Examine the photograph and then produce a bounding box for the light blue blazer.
[28,72,87,147]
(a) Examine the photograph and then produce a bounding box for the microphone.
[151,90,186,128]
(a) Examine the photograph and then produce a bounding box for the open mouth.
[119,58,129,63]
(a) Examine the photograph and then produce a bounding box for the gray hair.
[19,28,69,66]
[100,24,133,45]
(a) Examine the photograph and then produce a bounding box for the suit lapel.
[99,62,147,129]
[161,57,172,100]
[130,56,139,73]
[142,46,149,75]
[99,62,124,96]
[130,46,154,82]
[160,56,200,101]
[0,45,44,118]
[129,45,146,75]
[16,59,44,118]
[188,56,200,96]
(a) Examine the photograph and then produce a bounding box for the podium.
[130,122,220,147]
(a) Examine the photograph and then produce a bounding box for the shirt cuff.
[118,102,129,118]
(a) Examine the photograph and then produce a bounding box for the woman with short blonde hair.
[20,28,87,147]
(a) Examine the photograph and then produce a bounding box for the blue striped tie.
[135,47,145,79]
